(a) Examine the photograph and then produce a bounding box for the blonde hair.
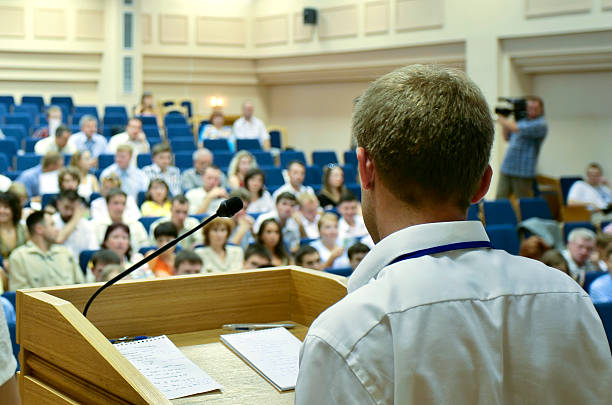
[228,150,257,177]
[317,212,339,230]
[116,143,134,156]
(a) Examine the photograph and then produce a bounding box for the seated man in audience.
[243,243,272,270]
[68,115,107,161]
[149,195,202,249]
[106,117,150,166]
[347,242,370,270]
[100,144,149,201]
[90,249,121,282]
[174,250,203,275]
[254,192,301,253]
[146,222,178,277]
[295,245,322,271]
[33,105,63,139]
[567,163,612,225]
[186,165,227,215]
[181,148,213,191]
[228,188,255,250]
[9,211,84,290]
[91,188,149,251]
[337,192,371,247]
[296,193,321,240]
[142,143,181,196]
[34,125,76,155]
[90,173,141,221]
[272,160,315,201]
[588,246,612,303]
[232,101,270,150]
[562,228,597,284]
[53,190,98,262]
[16,151,63,199]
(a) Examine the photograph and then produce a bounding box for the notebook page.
[220,327,301,391]
[114,335,222,399]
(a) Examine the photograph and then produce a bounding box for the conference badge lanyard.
[387,241,493,266]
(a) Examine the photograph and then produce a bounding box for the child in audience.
[337,192,369,247]
[174,250,203,275]
[228,150,257,190]
[317,165,348,209]
[540,249,571,278]
[69,150,100,200]
[146,222,178,277]
[257,218,292,266]
[90,249,122,282]
[295,245,323,270]
[195,218,244,273]
[100,264,122,282]
[244,169,274,214]
[101,223,152,279]
[141,179,171,217]
[310,213,350,270]
[348,242,370,270]
[243,243,272,269]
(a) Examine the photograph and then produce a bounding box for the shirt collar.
[347,221,490,293]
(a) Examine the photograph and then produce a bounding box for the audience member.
[90,174,141,221]
[589,246,612,303]
[562,228,597,285]
[227,188,255,250]
[496,96,547,199]
[33,105,62,139]
[34,125,76,155]
[195,218,243,273]
[295,245,322,270]
[181,149,213,191]
[142,143,181,196]
[6,183,31,220]
[272,160,314,201]
[244,169,274,214]
[310,213,350,270]
[174,250,203,275]
[70,150,100,200]
[519,235,550,260]
[147,222,178,277]
[243,243,272,269]
[16,151,63,198]
[107,117,150,166]
[232,101,270,150]
[0,192,27,260]
[0,174,10,193]
[90,249,121,282]
[149,195,202,250]
[141,179,171,217]
[256,218,292,266]
[100,223,151,279]
[101,144,149,201]
[57,167,82,195]
[347,242,370,270]
[594,234,612,272]
[228,150,257,190]
[198,111,233,149]
[297,194,321,240]
[99,264,122,282]
[317,164,348,209]
[186,165,227,215]
[254,192,301,253]
[134,91,162,127]
[337,192,370,247]
[68,115,107,160]
[53,190,97,261]
[0,299,19,403]
[9,211,84,290]
[540,249,571,277]
[567,163,612,225]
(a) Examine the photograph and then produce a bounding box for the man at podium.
[295,65,612,403]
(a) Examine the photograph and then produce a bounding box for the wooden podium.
[16,267,347,404]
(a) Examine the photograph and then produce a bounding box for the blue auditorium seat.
[170,137,196,152]
[305,165,322,187]
[17,154,41,171]
[6,113,32,135]
[252,151,275,167]
[74,105,99,120]
[483,199,518,226]
[181,101,193,118]
[486,224,520,255]
[0,153,9,173]
[594,302,612,352]
[104,105,128,119]
[519,197,553,221]
[50,96,74,112]
[584,272,604,293]
[467,203,480,221]
[79,249,99,274]
[137,153,152,168]
[14,104,39,121]
[560,176,582,205]
[147,137,163,148]
[98,154,115,170]
[342,165,358,185]
[236,139,262,151]
[21,95,45,112]
[138,115,158,127]
[269,130,282,149]
[280,150,306,168]
[139,216,162,233]
[103,114,127,130]
[212,151,234,168]
[563,221,597,242]
[166,124,192,139]
[204,139,231,151]
[0,95,15,108]
[312,150,338,168]
[164,113,187,127]
[174,151,194,170]
[325,267,353,277]
[263,167,285,188]
[0,139,18,168]
[142,125,160,139]
[343,150,357,167]
[0,124,27,148]
[41,193,58,209]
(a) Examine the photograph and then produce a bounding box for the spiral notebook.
[220,327,301,391]
[114,335,222,400]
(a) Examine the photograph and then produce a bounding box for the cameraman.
[496,96,547,199]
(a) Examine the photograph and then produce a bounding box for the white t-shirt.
[232,116,270,145]
[338,215,370,247]
[106,132,150,167]
[567,180,612,210]
[310,239,350,269]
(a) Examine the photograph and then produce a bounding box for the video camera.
[494,97,527,121]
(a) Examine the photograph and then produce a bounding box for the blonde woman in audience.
[7,183,33,220]
[244,168,274,214]
[310,213,350,270]
[227,150,257,190]
[134,91,162,127]
[0,192,27,260]
[195,218,243,273]
[198,111,233,148]
[70,149,100,200]
[317,165,348,209]
[256,218,292,266]
[140,179,171,217]
[100,223,152,279]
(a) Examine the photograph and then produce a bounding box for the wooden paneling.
[396,0,443,32]
[34,9,67,39]
[255,15,289,47]
[318,5,359,39]
[159,14,188,44]
[75,10,105,40]
[0,6,25,38]
[365,0,389,35]
[293,12,314,42]
[196,16,246,46]
[142,13,152,44]
[526,0,592,17]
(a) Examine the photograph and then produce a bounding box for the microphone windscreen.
[216,197,243,218]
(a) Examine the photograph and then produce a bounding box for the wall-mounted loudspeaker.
[303,8,317,25]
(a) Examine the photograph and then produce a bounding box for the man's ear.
[357,147,375,190]
[471,165,492,204]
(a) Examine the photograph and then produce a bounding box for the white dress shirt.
[296,221,612,404]
[52,213,99,261]
[232,116,269,146]
[310,239,350,269]
[567,180,612,210]
[185,187,224,215]
[34,136,77,155]
[106,132,150,166]
[272,183,315,201]
[338,215,370,247]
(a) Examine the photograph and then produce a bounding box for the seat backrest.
[312,150,338,168]
[584,272,604,293]
[166,124,192,139]
[263,167,285,187]
[142,125,160,139]
[0,124,27,145]
[305,165,323,187]
[79,249,99,274]
[236,138,262,151]
[325,267,353,277]
[139,216,162,233]
[104,105,128,118]
[74,105,99,119]
[519,197,553,221]
[467,203,480,221]
[50,96,74,111]
[174,151,193,170]
[204,138,230,151]
[0,153,9,173]
[137,153,152,168]
[343,150,357,167]
[252,151,275,167]
[0,139,18,163]
[269,130,282,149]
[21,95,45,111]
[0,95,15,107]
[483,199,518,226]
[593,302,612,352]
[138,116,158,127]
[98,154,115,170]
[6,113,32,134]
[280,150,306,168]
[560,176,582,205]
[164,114,187,126]
[485,224,520,255]
[169,137,196,152]
[17,154,41,171]
[212,151,234,168]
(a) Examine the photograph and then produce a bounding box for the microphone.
[82,197,243,317]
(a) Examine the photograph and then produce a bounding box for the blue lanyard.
[387,241,492,266]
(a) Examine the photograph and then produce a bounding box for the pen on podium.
[222,323,296,331]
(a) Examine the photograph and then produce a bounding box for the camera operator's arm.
[497,115,518,140]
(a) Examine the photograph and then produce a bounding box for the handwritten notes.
[220,327,301,391]
[114,335,222,399]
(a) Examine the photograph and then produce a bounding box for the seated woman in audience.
[198,111,233,149]
[90,174,141,221]
[310,213,350,270]
[256,218,292,266]
[146,222,178,277]
[317,165,348,209]
[540,249,571,278]
[227,150,257,190]
[0,191,28,261]
[195,218,244,273]
[244,168,274,214]
[134,91,162,128]
[7,182,33,220]
[140,179,171,217]
[100,223,152,279]
[44,167,88,213]
[70,150,100,200]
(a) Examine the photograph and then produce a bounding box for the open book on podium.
[16,267,347,404]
